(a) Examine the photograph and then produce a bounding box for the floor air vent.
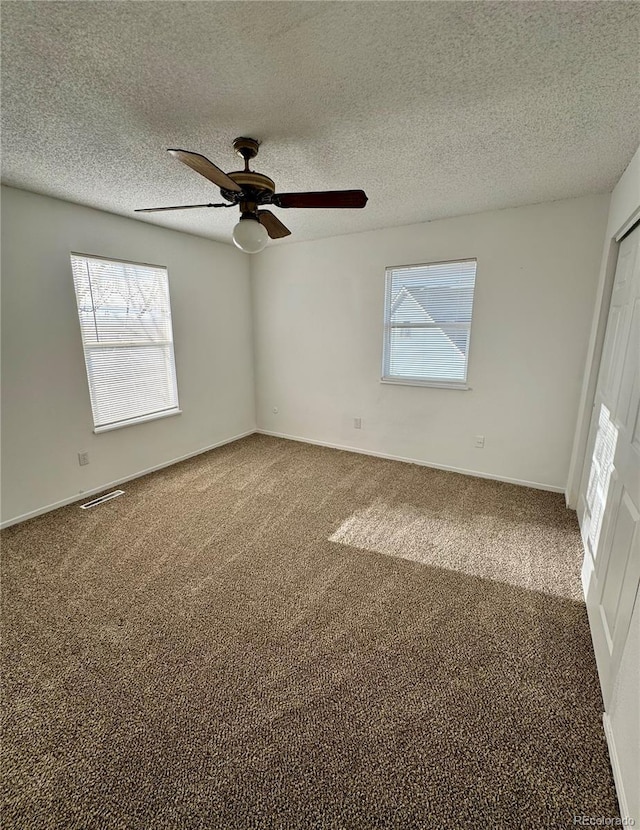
[80,490,125,509]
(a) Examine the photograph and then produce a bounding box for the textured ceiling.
[2,1,639,247]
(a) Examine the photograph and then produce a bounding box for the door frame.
[567,148,640,516]
[567,238,620,513]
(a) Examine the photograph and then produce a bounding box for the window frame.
[70,252,182,433]
[381,257,477,390]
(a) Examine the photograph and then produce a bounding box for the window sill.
[93,408,182,434]
[380,378,470,391]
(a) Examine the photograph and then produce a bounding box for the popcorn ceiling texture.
[1,1,638,246]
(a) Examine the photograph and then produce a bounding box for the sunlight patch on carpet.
[328,497,582,600]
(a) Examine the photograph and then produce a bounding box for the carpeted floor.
[1,434,618,829]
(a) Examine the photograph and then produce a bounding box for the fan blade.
[135,203,232,213]
[168,149,242,193]
[272,190,368,209]
[257,210,291,239]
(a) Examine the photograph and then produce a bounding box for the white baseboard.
[2,427,565,528]
[603,712,632,822]
[0,429,256,529]
[256,429,564,493]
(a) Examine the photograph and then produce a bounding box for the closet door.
[578,224,640,705]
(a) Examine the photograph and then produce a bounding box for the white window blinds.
[382,259,477,387]
[70,254,180,432]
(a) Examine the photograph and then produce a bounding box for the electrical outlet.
[474,435,485,449]
[354,418,362,429]
[78,451,90,466]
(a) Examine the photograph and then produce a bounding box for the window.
[382,258,477,388]
[70,253,180,432]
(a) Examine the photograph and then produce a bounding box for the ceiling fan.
[135,137,368,253]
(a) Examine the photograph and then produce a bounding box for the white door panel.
[616,298,640,429]
[633,400,640,454]
[599,488,639,650]
[600,305,625,405]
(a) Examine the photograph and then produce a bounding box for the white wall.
[1,186,255,525]
[252,194,609,491]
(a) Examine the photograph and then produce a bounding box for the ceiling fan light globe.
[232,217,269,253]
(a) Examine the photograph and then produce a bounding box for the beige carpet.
[1,434,618,828]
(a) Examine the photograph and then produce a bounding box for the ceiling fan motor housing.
[222,137,275,210]
[221,171,276,208]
